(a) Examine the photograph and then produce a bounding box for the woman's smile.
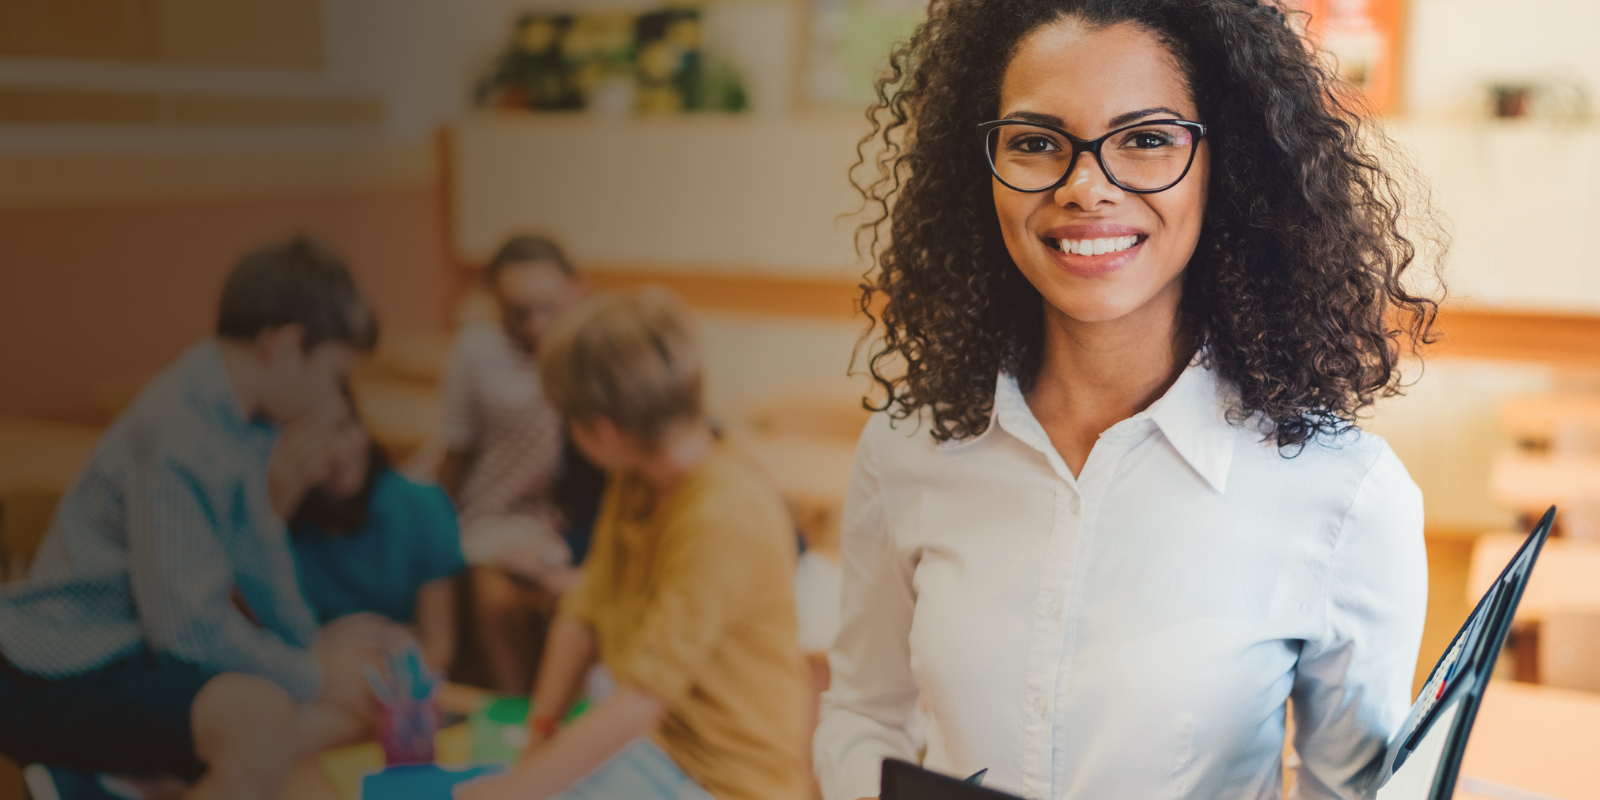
[1040,223,1147,277]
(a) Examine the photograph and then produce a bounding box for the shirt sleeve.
[127,453,324,701]
[814,422,924,800]
[438,328,480,451]
[606,504,761,707]
[1290,444,1428,800]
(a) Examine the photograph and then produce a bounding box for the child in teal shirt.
[291,395,465,674]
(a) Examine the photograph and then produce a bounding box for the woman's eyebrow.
[1107,106,1184,127]
[1001,106,1188,130]
[1002,110,1062,126]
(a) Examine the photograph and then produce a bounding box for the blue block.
[359,763,505,800]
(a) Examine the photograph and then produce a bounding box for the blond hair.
[539,286,703,446]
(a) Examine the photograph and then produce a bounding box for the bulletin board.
[1283,0,1407,115]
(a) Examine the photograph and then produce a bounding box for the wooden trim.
[0,86,382,126]
[0,145,437,209]
[584,266,868,320]
[581,269,1600,366]
[1430,306,1600,367]
[0,0,323,69]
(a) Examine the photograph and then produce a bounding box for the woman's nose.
[1053,150,1121,210]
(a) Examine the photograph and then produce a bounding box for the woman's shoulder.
[1235,422,1421,519]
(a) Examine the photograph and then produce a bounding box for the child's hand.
[313,613,411,714]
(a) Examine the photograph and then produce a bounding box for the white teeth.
[1056,236,1138,255]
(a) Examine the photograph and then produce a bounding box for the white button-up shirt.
[814,361,1426,800]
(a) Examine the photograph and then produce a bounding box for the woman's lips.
[1040,233,1147,277]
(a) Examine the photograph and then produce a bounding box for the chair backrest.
[1540,609,1600,694]
[0,486,59,583]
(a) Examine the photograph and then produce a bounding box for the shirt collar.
[1145,356,1236,493]
[939,355,1236,493]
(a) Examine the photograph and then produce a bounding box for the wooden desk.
[1500,393,1600,448]
[0,416,102,493]
[0,417,103,577]
[1456,680,1600,800]
[1489,451,1600,519]
[1467,533,1600,620]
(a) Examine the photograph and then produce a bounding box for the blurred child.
[456,288,808,800]
[290,390,465,675]
[438,235,594,692]
[0,239,401,800]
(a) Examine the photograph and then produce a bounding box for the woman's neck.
[1024,293,1194,477]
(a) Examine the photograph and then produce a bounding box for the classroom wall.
[0,184,457,423]
[1405,0,1600,119]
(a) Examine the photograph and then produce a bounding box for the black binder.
[879,507,1557,800]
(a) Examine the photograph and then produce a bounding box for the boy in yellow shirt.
[457,287,808,800]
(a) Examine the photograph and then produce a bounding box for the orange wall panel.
[0,188,458,423]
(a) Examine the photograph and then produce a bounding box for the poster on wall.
[1283,0,1405,115]
[799,0,926,112]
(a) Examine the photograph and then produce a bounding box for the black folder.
[1374,506,1555,799]
[879,507,1557,800]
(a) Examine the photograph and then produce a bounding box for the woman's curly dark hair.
[854,0,1444,449]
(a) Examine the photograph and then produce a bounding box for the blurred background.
[5,0,1600,797]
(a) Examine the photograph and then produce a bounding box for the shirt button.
[1033,697,1047,717]
[1068,496,1081,514]
[1048,601,1063,620]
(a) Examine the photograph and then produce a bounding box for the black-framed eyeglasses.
[978,118,1207,194]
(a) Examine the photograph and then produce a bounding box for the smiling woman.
[815,2,1447,800]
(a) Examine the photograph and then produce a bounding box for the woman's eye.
[1124,131,1174,149]
[1009,134,1060,154]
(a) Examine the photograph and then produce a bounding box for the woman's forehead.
[999,19,1195,133]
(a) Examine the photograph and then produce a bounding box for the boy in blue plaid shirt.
[0,238,402,800]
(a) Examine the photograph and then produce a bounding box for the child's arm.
[455,683,664,800]
[413,576,457,675]
[527,611,597,738]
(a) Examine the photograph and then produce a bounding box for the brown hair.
[485,235,575,290]
[289,386,389,536]
[217,237,379,352]
[538,286,703,447]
